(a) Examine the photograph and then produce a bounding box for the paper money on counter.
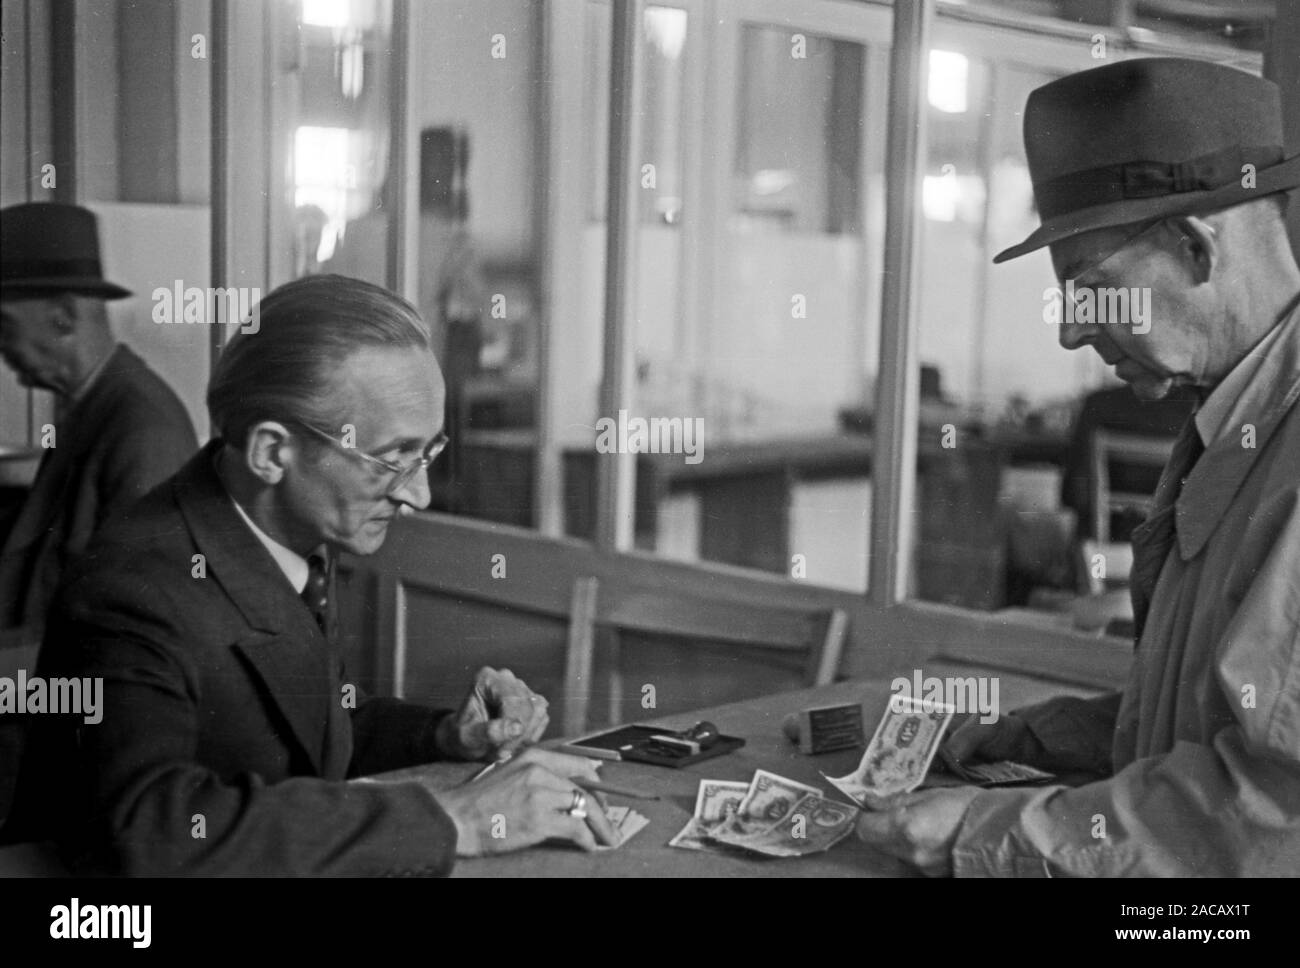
[824,696,954,809]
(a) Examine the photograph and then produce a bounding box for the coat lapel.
[174,442,335,774]
[1129,298,1300,638]
[0,347,134,625]
[1129,418,1201,642]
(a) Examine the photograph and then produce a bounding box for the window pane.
[910,53,1100,613]
[733,26,863,235]
[406,1,542,526]
[619,23,875,590]
[300,0,394,284]
[586,3,689,225]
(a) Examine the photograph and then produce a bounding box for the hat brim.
[0,276,132,300]
[993,153,1300,264]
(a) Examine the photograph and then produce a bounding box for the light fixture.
[301,0,350,28]
[928,50,969,114]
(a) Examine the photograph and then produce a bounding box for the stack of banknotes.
[667,696,1054,859]
[668,770,857,857]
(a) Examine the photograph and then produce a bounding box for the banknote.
[825,696,954,807]
[597,804,650,850]
[708,792,856,858]
[668,780,749,851]
[723,770,822,837]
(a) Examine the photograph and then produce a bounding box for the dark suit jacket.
[7,442,460,876]
[0,344,197,640]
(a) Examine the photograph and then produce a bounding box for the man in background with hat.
[0,203,196,821]
[0,202,197,642]
[858,58,1300,876]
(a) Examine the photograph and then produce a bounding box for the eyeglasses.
[1061,219,1167,290]
[293,421,450,495]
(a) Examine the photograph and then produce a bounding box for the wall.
[89,202,212,438]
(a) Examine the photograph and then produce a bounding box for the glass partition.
[291,0,395,287]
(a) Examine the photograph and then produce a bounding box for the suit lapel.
[175,443,335,774]
[232,633,333,775]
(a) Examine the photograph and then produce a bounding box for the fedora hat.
[994,57,1300,263]
[0,202,131,299]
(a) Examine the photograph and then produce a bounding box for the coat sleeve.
[1007,691,1123,777]
[40,577,459,877]
[348,693,455,777]
[950,490,1300,877]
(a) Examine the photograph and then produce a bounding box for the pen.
[468,750,515,783]
[570,777,660,801]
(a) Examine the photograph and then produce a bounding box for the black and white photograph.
[0,0,1296,925]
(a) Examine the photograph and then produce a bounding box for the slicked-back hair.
[207,274,432,448]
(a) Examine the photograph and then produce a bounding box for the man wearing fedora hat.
[0,203,197,644]
[858,58,1300,876]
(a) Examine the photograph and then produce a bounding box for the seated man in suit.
[0,203,197,824]
[857,59,1300,876]
[6,274,613,874]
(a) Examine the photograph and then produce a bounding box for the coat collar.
[173,440,334,772]
[1176,297,1300,560]
[64,344,139,422]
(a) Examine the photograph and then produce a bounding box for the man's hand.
[433,748,617,856]
[941,712,1040,773]
[438,667,550,761]
[854,787,983,877]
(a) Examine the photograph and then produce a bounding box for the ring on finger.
[563,789,588,820]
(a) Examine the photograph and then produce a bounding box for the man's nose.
[1058,319,1096,351]
[390,468,432,511]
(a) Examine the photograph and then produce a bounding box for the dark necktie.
[302,553,329,636]
[1129,418,1206,642]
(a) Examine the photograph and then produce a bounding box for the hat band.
[0,256,104,282]
[1034,144,1284,220]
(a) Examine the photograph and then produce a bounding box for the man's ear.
[1171,216,1218,284]
[243,420,295,486]
[50,293,80,335]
